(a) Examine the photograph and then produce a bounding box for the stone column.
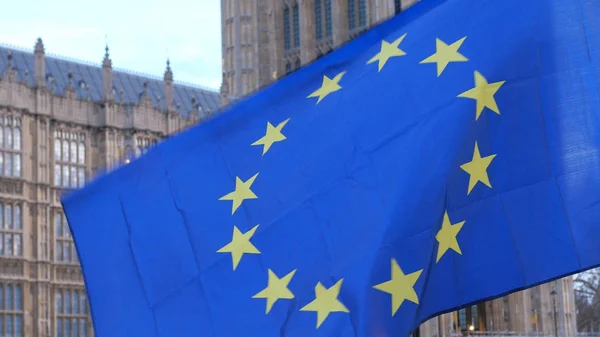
[163,61,174,112]
[102,47,113,101]
[371,0,394,24]
[332,0,349,48]
[539,282,558,336]
[420,316,441,337]
[269,0,285,80]
[34,38,46,87]
[561,277,578,337]
[507,289,533,333]
[486,298,508,331]
[540,278,578,337]
[300,0,317,64]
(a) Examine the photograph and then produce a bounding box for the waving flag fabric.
[62,0,600,336]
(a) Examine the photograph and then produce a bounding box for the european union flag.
[63,0,600,336]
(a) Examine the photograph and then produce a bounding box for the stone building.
[0,39,220,337]
[220,0,579,336]
[221,0,418,104]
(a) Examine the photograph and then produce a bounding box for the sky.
[0,0,222,90]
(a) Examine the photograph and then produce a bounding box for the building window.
[55,213,77,264]
[56,289,88,337]
[315,0,333,41]
[471,305,478,330]
[292,4,300,48]
[285,62,292,75]
[0,283,24,337]
[325,0,332,37]
[284,3,300,51]
[54,130,86,188]
[458,308,467,330]
[0,116,22,178]
[0,203,23,257]
[394,0,402,13]
[283,7,291,50]
[295,59,301,70]
[315,0,322,40]
[503,296,510,322]
[134,137,156,158]
[348,0,367,31]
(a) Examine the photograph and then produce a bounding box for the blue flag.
[63,0,600,336]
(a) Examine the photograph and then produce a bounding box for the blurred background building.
[0,39,220,337]
[221,0,418,105]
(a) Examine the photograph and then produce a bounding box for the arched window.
[348,0,367,31]
[12,127,19,151]
[5,205,12,229]
[315,0,323,40]
[1,282,26,336]
[315,0,332,40]
[14,284,21,310]
[54,139,61,161]
[292,4,300,48]
[325,0,332,37]
[4,151,11,177]
[135,136,156,158]
[70,140,77,164]
[6,285,13,310]
[14,153,20,177]
[395,0,402,13]
[62,140,69,162]
[56,289,89,337]
[5,126,12,149]
[14,205,20,230]
[283,6,291,50]
[73,291,80,314]
[78,140,85,164]
[55,130,87,188]
[65,290,71,314]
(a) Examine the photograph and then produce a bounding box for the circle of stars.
[214,28,506,330]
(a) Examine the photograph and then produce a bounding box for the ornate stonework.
[0,38,221,337]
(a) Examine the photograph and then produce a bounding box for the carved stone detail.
[0,258,25,277]
[0,178,24,195]
[55,264,84,283]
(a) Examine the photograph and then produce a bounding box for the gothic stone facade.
[220,0,579,336]
[0,39,220,337]
[220,0,419,104]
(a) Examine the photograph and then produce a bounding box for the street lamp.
[551,288,558,337]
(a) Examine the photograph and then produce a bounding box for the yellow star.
[366,33,407,72]
[251,118,290,155]
[300,279,349,328]
[217,225,261,270]
[458,70,506,120]
[420,37,469,76]
[307,71,346,104]
[219,173,259,215]
[460,142,497,195]
[373,259,422,316]
[435,211,466,263]
[252,269,296,314]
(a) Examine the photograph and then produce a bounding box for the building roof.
[0,44,221,118]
